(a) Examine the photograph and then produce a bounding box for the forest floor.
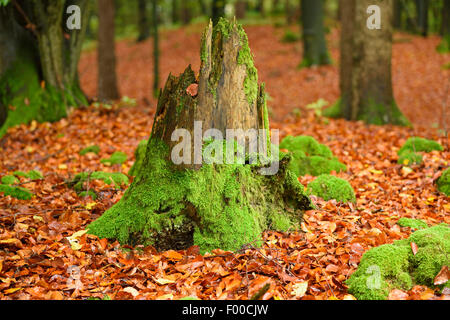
[0,24,449,300]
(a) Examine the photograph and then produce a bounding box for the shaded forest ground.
[0,24,449,300]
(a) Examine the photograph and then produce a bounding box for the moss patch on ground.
[437,168,450,196]
[279,135,347,177]
[88,139,312,253]
[347,224,450,300]
[396,137,443,166]
[397,218,428,230]
[307,174,356,203]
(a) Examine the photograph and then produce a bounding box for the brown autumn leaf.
[410,242,418,255]
[388,289,409,300]
[434,266,449,286]
[186,83,198,97]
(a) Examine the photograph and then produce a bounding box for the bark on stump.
[88,19,312,253]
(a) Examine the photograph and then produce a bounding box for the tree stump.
[88,19,312,253]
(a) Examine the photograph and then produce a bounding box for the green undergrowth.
[279,135,347,177]
[397,218,428,230]
[347,224,450,300]
[100,152,128,166]
[307,174,356,203]
[88,139,312,253]
[397,137,443,166]
[67,171,129,199]
[0,170,43,200]
[79,145,100,156]
[437,168,450,196]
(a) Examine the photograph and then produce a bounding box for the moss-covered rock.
[397,218,428,230]
[347,224,450,300]
[88,139,312,253]
[128,139,148,177]
[436,168,450,196]
[398,137,443,155]
[306,174,356,203]
[397,150,423,166]
[279,135,347,177]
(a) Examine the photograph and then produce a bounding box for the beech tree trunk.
[212,0,226,25]
[88,19,312,253]
[438,0,450,52]
[325,0,409,126]
[97,0,120,101]
[300,0,331,67]
[0,0,89,137]
[151,0,159,97]
[137,0,150,42]
[415,0,429,37]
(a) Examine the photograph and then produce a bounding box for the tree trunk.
[438,0,450,53]
[415,0,429,37]
[393,0,402,29]
[325,0,409,126]
[212,0,226,25]
[88,19,312,253]
[172,0,179,24]
[137,0,150,42]
[0,0,89,137]
[151,0,159,98]
[235,0,247,19]
[97,0,120,101]
[181,0,192,25]
[285,0,297,25]
[300,0,331,67]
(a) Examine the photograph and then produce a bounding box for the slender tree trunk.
[137,0,150,42]
[325,0,408,125]
[152,0,159,98]
[300,0,331,67]
[415,0,429,37]
[212,0,226,25]
[438,0,450,52]
[172,0,179,24]
[393,0,402,29]
[235,0,247,19]
[88,20,312,253]
[97,0,120,101]
[181,0,192,25]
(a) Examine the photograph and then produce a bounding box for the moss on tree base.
[88,139,312,253]
[347,224,450,300]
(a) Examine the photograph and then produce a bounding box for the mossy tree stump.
[88,19,312,253]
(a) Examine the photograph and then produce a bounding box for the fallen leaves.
[434,266,449,286]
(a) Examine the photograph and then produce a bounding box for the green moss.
[100,152,128,166]
[397,151,423,166]
[205,18,258,106]
[307,174,356,203]
[324,98,410,127]
[0,184,33,200]
[347,224,450,300]
[1,175,18,185]
[398,137,443,155]
[0,51,86,138]
[437,168,450,196]
[88,139,312,253]
[128,139,148,177]
[67,171,129,192]
[79,145,101,156]
[397,218,428,230]
[279,135,347,177]
[281,30,301,43]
